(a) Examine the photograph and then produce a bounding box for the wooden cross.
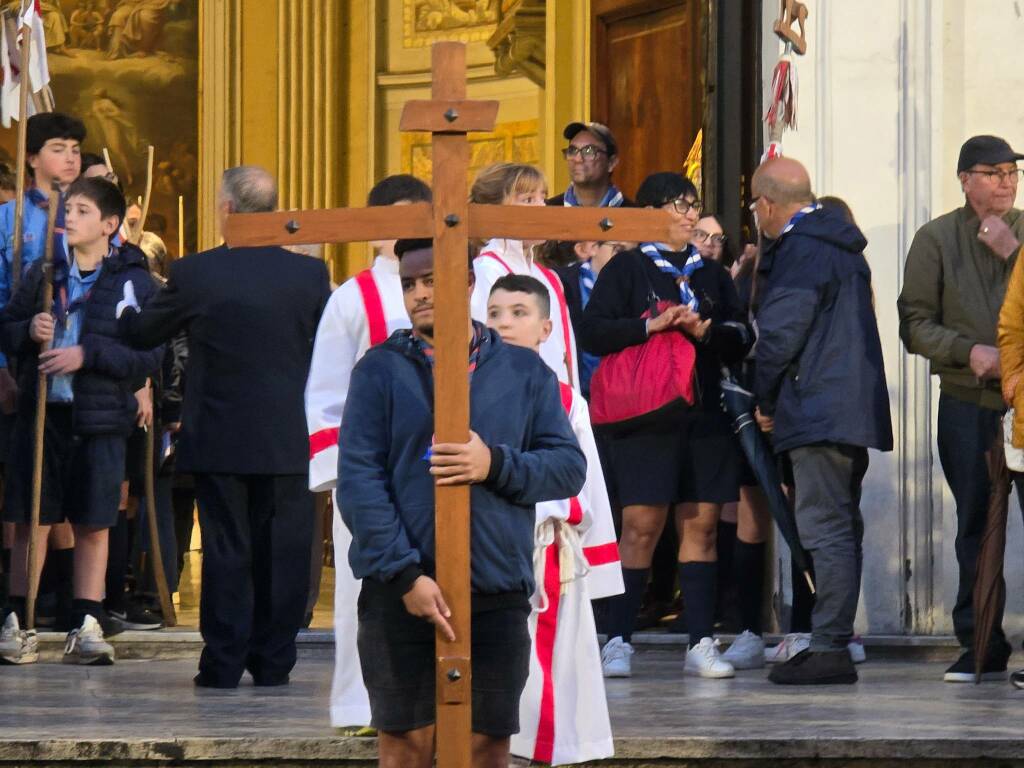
[225,42,672,768]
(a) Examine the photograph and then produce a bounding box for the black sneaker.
[96,610,126,638]
[768,648,857,685]
[1011,669,1024,690]
[943,649,1008,683]
[108,602,163,631]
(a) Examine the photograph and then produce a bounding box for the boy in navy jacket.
[338,238,585,767]
[0,177,161,666]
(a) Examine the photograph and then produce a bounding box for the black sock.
[679,561,716,648]
[6,595,26,625]
[70,598,104,629]
[790,555,816,633]
[605,568,648,644]
[734,540,766,636]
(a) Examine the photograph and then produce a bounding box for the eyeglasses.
[562,145,607,160]
[964,168,1023,184]
[693,229,726,245]
[665,196,701,215]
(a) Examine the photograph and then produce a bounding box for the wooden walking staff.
[224,42,673,766]
[143,417,175,626]
[24,183,58,630]
[11,10,34,294]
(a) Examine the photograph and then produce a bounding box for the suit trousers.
[194,473,314,686]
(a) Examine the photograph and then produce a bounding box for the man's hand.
[646,304,689,334]
[678,306,711,341]
[978,215,1021,260]
[135,380,153,428]
[402,575,455,642]
[755,406,774,434]
[0,367,16,415]
[430,430,492,485]
[29,313,54,344]
[38,345,84,375]
[969,344,1001,381]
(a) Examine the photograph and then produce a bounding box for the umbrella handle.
[803,570,816,596]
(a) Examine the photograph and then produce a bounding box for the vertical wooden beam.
[430,41,473,768]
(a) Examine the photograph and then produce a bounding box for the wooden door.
[591,0,703,202]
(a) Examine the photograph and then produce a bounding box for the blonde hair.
[470,163,547,205]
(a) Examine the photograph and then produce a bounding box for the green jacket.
[898,205,1024,411]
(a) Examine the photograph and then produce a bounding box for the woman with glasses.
[691,214,729,264]
[580,172,753,680]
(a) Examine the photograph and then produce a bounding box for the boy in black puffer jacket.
[0,177,162,666]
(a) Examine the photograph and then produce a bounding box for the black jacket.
[338,326,586,597]
[754,207,893,453]
[579,247,752,413]
[120,244,331,475]
[554,262,585,379]
[0,243,163,436]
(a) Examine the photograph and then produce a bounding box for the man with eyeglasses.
[548,122,633,209]
[899,134,1024,684]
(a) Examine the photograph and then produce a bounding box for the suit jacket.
[120,244,331,475]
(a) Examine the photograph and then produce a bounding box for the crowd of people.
[0,109,1022,766]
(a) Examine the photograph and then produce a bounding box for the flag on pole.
[0,0,52,128]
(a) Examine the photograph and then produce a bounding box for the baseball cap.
[957,135,1024,174]
[635,172,697,208]
[563,121,618,157]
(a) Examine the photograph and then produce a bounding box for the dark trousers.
[194,473,314,686]
[936,393,1022,655]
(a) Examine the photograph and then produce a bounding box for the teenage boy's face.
[485,289,551,352]
[400,248,436,336]
[65,195,118,248]
[29,138,81,187]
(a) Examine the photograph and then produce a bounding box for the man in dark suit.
[119,165,331,688]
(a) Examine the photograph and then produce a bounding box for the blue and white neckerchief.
[578,260,596,308]
[639,242,703,310]
[780,202,823,236]
[563,184,624,208]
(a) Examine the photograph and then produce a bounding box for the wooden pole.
[131,146,154,244]
[143,419,175,626]
[11,18,32,295]
[24,182,58,630]
[177,195,184,258]
[430,42,473,768]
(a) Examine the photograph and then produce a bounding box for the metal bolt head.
[599,217,614,232]
[444,214,460,227]
[444,108,459,123]
[285,219,301,234]
[447,668,462,682]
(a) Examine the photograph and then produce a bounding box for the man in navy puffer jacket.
[338,238,585,767]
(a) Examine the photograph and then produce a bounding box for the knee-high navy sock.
[733,540,766,636]
[679,561,716,647]
[604,567,648,644]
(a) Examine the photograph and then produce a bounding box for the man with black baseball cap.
[898,134,1024,684]
[547,122,632,208]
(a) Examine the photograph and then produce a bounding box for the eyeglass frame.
[562,144,609,160]
[692,229,726,245]
[962,167,1023,184]
[661,196,702,215]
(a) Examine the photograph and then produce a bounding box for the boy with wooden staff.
[0,177,162,664]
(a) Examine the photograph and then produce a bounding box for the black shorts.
[357,580,531,737]
[3,404,125,528]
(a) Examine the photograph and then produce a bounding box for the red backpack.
[589,300,697,433]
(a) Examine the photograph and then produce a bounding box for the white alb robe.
[471,238,581,390]
[304,255,409,728]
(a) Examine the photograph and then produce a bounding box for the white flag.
[0,1,52,127]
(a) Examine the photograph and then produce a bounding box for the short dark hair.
[636,172,698,208]
[368,174,432,207]
[27,113,86,157]
[395,238,474,269]
[0,163,14,193]
[65,176,126,233]
[79,152,107,175]
[489,274,551,319]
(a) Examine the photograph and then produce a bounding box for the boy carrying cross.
[0,177,162,665]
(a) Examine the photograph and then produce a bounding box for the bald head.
[219,165,278,213]
[750,157,814,238]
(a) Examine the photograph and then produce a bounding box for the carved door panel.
[591,0,703,201]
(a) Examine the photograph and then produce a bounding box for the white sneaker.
[63,615,115,665]
[722,630,766,670]
[601,636,633,678]
[684,637,735,678]
[848,636,866,664]
[0,612,38,665]
[764,632,811,664]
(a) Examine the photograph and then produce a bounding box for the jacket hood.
[105,241,150,273]
[766,206,868,255]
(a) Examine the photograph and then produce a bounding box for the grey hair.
[219,165,278,213]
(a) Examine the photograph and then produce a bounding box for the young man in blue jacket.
[0,177,162,665]
[338,238,586,768]
[751,158,892,686]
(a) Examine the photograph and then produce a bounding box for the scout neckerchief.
[563,183,624,208]
[639,242,703,310]
[58,246,113,329]
[412,321,485,378]
[780,202,823,236]
[578,260,595,308]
